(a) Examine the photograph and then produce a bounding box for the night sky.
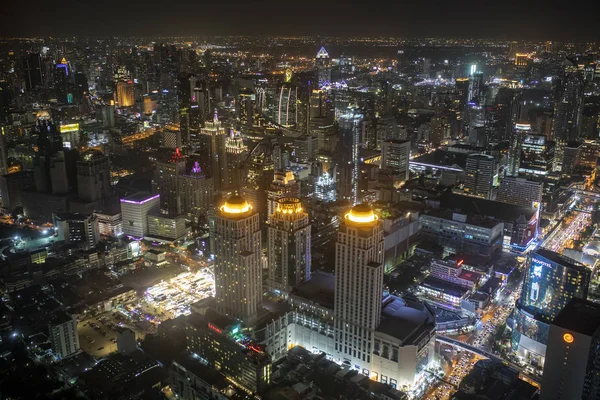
[2,0,598,40]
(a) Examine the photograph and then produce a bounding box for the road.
[541,211,591,253]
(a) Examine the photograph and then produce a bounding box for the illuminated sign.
[60,123,79,133]
[232,326,240,335]
[457,260,464,266]
[563,333,574,343]
[208,323,223,334]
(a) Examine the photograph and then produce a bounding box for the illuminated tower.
[553,58,585,142]
[267,198,311,294]
[266,170,300,216]
[116,80,135,107]
[200,110,228,192]
[334,204,384,369]
[338,106,363,204]
[315,47,331,88]
[213,195,262,325]
[225,128,248,194]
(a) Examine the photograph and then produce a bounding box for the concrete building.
[224,128,248,193]
[53,212,99,250]
[116,80,135,107]
[199,111,228,192]
[77,150,110,203]
[267,198,311,294]
[464,154,498,200]
[497,176,543,208]
[179,162,214,218]
[49,311,80,359]
[154,149,186,215]
[381,140,410,182]
[267,170,300,217]
[540,298,600,400]
[120,192,160,238]
[147,213,188,242]
[94,208,123,237]
[212,195,262,325]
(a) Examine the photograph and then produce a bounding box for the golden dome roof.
[220,195,252,215]
[345,203,378,225]
[276,198,303,214]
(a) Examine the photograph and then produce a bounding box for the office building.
[338,107,364,204]
[179,162,214,218]
[199,111,228,192]
[77,150,110,203]
[154,148,186,214]
[186,311,271,395]
[212,195,262,325]
[53,212,99,250]
[513,249,591,368]
[266,170,300,216]
[276,83,298,127]
[315,47,331,87]
[553,58,584,142]
[507,123,532,176]
[147,213,188,242]
[515,53,529,66]
[116,80,135,107]
[497,176,543,208]
[519,134,555,177]
[94,209,123,237]
[315,172,337,203]
[0,127,8,175]
[120,192,160,238]
[464,154,498,200]
[224,128,248,193]
[163,130,182,149]
[380,140,410,182]
[268,198,311,294]
[334,204,384,368]
[540,298,600,400]
[49,311,80,359]
[561,141,582,175]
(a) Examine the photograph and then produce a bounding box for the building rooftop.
[420,277,469,298]
[534,248,589,274]
[434,191,537,222]
[120,192,159,204]
[424,209,502,229]
[376,295,435,344]
[552,298,600,336]
[289,271,335,310]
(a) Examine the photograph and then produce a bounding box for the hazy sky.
[2,0,598,40]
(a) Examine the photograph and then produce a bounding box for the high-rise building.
[120,192,160,238]
[266,170,300,216]
[338,107,364,204]
[154,149,186,214]
[0,126,7,176]
[147,213,187,241]
[276,83,298,127]
[513,249,591,368]
[268,198,311,294]
[315,172,337,203]
[224,128,248,193]
[464,154,498,200]
[53,212,99,250]
[49,311,80,359]
[380,139,410,182]
[561,141,582,175]
[553,58,584,142]
[497,176,542,208]
[315,47,331,88]
[163,130,182,149]
[334,204,384,368]
[519,134,555,177]
[116,80,135,107]
[179,162,214,218]
[213,195,262,325]
[515,53,529,66]
[199,111,228,192]
[94,208,123,237]
[507,122,532,176]
[77,150,110,203]
[540,298,600,400]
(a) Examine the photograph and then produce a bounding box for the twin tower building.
[212,194,397,385]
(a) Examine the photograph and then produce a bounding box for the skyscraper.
[200,111,228,192]
[513,249,591,368]
[213,195,262,325]
[266,170,300,216]
[507,122,532,176]
[380,139,410,183]
[224,128,248,194]
[120,192,160,238]
[338,107,363,204]
[116,80,135,107]
[464,154,498,200]
[154,148,186,215]
[497,176,543,208]
[540,298,600,400]
[315,47,331,88]
[553,58,584,142]
[179,162,214,219]
[267,198,311,294]
[49,311,80,359]
[76,150,110,203]
[334,204,384,367]
[519,134,555,177]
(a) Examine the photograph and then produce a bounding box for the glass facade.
[520,249,590,323]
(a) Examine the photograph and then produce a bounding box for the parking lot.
[78,312,145,358]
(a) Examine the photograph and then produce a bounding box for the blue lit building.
[512,248,590,369]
